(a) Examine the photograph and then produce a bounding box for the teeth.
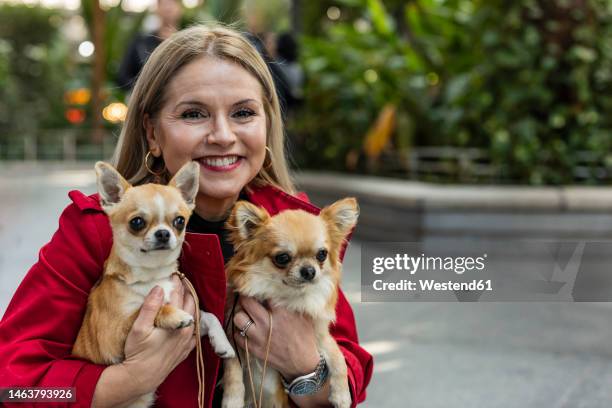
[202,156,239,167]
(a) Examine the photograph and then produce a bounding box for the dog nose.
[300,266,316,281]
[155,229,171,243]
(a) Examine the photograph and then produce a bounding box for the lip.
[282,278,311,287]
[140,245,171,253]
[196,155,243,172]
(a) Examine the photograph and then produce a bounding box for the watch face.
[290,378,320,395]
[283,355,330,396]
[287,359,329,396]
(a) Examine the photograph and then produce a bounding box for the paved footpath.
[1,162,612,407]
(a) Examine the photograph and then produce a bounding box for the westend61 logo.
[372,253,488,275]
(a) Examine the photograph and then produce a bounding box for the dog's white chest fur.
[132,277,175,302]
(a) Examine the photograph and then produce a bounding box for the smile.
[197,155,242,172]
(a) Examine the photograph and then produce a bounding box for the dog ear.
[169,161,199,205]
[95,161,130,210]
[320,197,359,238]
[230,201,270,240]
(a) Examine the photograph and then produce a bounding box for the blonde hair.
[112,24,294,194]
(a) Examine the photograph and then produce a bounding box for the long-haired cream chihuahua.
[72,161,234,408]
[222,198,359,408]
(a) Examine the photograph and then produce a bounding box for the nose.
[207,116,236,147]
[155,229,171,243]
[300,265,316,281]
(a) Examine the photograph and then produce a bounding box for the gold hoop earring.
[263,146,273,170]
[145,151,166,178]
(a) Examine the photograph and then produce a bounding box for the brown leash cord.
[173,271,205,408]
[244,309,273,408]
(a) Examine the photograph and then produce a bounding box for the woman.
[0,25,373,408]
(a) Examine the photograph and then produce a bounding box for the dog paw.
[210,334,236,359]
[215,347,236,359]
[158,310,194,330]
[221,394,244,408]
[329,388,351,408]
[177,316,194,329]
[173,310,194,329]
[200,312,236,359]
[155,304,195,330]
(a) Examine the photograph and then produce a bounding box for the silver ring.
[239,319,254,337]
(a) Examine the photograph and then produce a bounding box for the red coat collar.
[244,184,320,216]
[68,183,320,217]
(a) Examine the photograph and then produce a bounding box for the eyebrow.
[175,99,260,109]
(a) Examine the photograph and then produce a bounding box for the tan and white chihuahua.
[221,198,359,408]
[72,161,235,408]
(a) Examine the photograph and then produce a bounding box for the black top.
[186,212,234,264]
[185,191,249,263]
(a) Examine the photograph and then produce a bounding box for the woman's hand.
[92,275,196,408]
[233,296,320,380]
[122,275,197,393]
[233,296,334,408]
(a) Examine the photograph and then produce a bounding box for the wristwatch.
[281,354,329,396]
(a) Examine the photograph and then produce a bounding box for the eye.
[129,217,146,232]
[181,110,206,119]
[173,216,185,231]
[232,108,256,119]
[273,252,292,268]
[316,249,328,263]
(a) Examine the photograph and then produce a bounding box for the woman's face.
[146,56,267,207]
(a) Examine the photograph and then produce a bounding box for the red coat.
[0,184,373,408]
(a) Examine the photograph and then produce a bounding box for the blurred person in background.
[242,8,290,115]
[244,31,295,117]
[117,0,182,92]
[275,32,304,109]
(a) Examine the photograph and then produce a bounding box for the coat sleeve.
[0,201,110,407]
[330,289,373,407]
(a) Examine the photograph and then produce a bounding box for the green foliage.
[207,0,244,24]
[431,0,612,184]
[81,0,147,98]
[296,0,612,184]
[294,0,432,171]
[0,5,67,135]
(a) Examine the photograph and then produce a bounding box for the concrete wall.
[296,172,612,241]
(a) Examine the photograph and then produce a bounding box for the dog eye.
[173,216,185,231]
[273,253,292,268]
[129,217,146,232]
[316,249,328,263]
